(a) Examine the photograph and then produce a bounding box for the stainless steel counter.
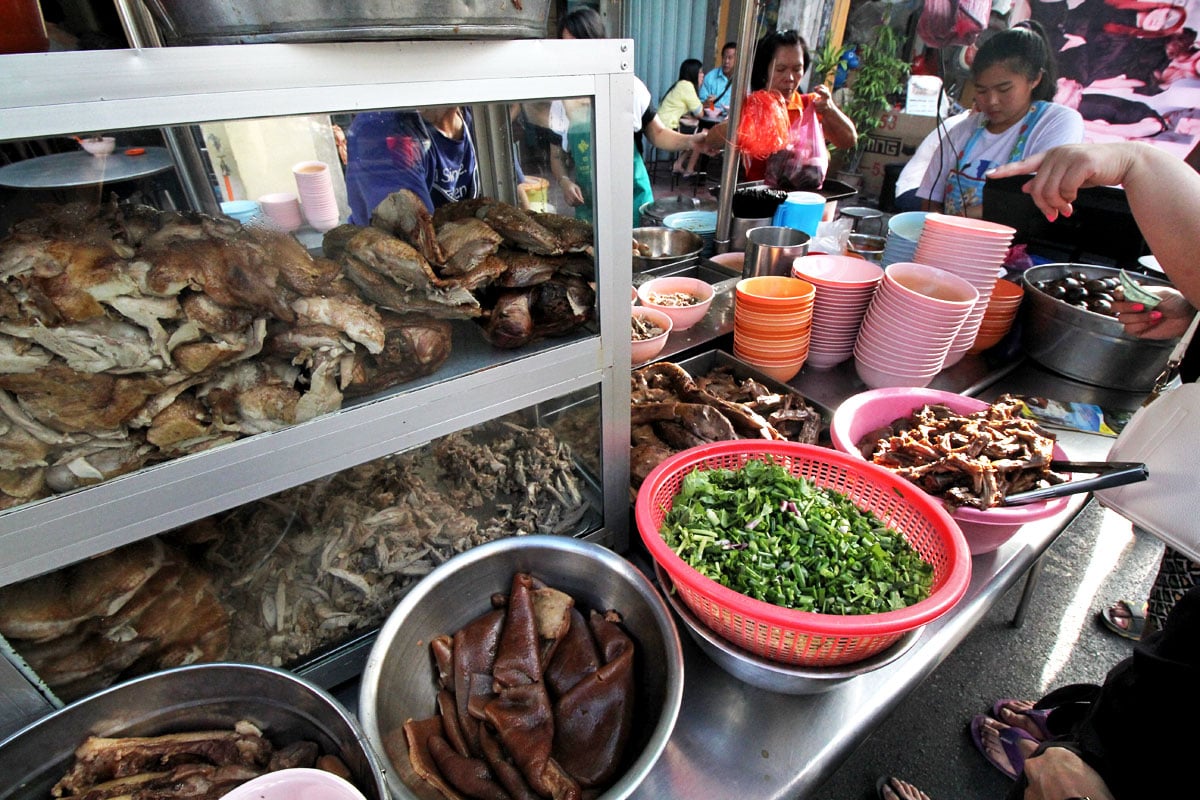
[629,357,1134,800]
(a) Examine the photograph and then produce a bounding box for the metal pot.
[0,663,389,800]
[1021,263,1180,391]
[632,226,704,271]
[638,194,716,227]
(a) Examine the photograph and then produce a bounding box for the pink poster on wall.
[1014,0,1200,158]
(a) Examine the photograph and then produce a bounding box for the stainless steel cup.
[730,216,773,251]
[743,226,811,279]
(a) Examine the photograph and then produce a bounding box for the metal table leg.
[1011,554,1046,628]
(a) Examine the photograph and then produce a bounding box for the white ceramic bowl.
[79,136,115,156]
[222,769,367,800]
[637,276,715,331]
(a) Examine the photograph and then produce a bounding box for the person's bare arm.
[1021,746,1116,800]
[988,141,1200,308]
[810,84,858,151]
[644,115,706,154]
[549,145,584,207]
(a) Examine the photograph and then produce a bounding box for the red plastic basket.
[636,440,971,667]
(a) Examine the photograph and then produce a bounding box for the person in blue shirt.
[699,41,737,114]
[345,106,480,224]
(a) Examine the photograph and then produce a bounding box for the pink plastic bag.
[764,97,828,191]
[736,90,789,160]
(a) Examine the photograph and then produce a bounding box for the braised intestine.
[855,395,1068,510]
[401,573,636,800]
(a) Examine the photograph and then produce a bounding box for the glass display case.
[0,39,635,728]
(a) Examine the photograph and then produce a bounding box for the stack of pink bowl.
[733,276,815,382]
[292,161,340,232]
[968,278,1025,354]
[853,262,979,389]
[912,214,1015,366]
[790,254,883,370]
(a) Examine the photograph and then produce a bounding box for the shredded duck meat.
[856,395,1067,510]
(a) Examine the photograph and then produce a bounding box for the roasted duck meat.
[480,275,595,350]
[371,188,446,265]
[50,720,336,800]
[437,218,503,276]
[342,312,453,398]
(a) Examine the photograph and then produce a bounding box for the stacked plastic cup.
[292,161,340,232]
[853,262,979,389]
[790,254,883,370]
[733,276,815,382]
[257,192,304,232]
[912,213,1015,366]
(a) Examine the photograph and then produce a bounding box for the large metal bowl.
[0,663,389,800]
[1022,263,1179,391]
[359,535,683,800]
[633,226,703,271]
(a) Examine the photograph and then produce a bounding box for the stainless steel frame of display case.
[0,41,635,720]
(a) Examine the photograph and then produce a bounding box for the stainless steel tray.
[671,349,833,440]
[142,0,553,43]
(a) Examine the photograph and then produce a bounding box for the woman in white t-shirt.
[919,22,1084,217]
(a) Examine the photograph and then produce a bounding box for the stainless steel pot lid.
[640,194,717,221]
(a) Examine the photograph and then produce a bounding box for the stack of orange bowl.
[968,278,1025,354]
[733,275,815,382]
[791,254,884,370]
[912,214,1016,367]
[853,262,979,389]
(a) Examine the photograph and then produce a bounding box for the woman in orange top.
[706,30,857,181]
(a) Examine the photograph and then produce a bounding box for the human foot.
[1099,599,1146,640]
[876,776,932,800]
[970,715,1039,779]
[991,698,1053,740]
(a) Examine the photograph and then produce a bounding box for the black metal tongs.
[1002,460,1149,506]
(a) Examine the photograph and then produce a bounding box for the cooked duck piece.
[530,212,593,254]
[437,218,503,276]
[483,289,534,349]
[0,362,167,432]
[493,248,561,288]
[371,189,446,266]
[247,228,342,296]
[477,202,563,256]
[0,537,165,642]
[342,226,481,309]
[142,234,296,322]
[432,197,493,227]
[291,296,385,355]
[451,253,509,293]
[51,726,273,797]
[320,223,364,262]
[180,294,255,336]
[529,275,594,336]
[342,313,452,398]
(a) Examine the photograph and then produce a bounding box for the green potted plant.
[821,23,910,187]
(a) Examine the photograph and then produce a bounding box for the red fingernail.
[1130,303,1145,312]
[1149,310,1163,321]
